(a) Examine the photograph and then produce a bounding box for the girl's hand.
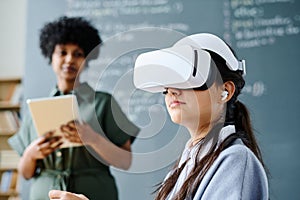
[49,190,89,200]
[26,131,63,160]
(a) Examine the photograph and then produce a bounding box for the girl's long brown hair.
[154,51,266,200]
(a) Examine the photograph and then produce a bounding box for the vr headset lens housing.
[134,45,213,93]
[133,33,246,93]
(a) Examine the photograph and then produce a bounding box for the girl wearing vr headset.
[149,34,269,199]
[134,33,268,199]
[48,33,268,199]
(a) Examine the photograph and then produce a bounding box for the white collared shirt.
[166,125,236,199]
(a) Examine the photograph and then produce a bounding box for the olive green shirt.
[9,83,139,200]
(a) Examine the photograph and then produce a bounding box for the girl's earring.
[221,90,228,101]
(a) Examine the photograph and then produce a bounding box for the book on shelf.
[0,111,20,134]
[0,150,20,169]
[0,79,22,106]
[0,170,18,193]
[9,84,22,106]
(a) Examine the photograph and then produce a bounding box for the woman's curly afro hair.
[39,16,102,63]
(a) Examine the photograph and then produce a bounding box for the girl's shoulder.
[218,139,257,163]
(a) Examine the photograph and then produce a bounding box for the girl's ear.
[222,81,235,102]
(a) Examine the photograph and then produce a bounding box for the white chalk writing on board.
[223,0,300,48]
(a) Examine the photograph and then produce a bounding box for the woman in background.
[9,16,139,200]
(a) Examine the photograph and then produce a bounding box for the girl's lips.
[169,100,185,108]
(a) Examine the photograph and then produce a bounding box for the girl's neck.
[188,125,211,147]
[188,115,226,146]
[57,79,80,94]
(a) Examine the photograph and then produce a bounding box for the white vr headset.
[133,33,246,93]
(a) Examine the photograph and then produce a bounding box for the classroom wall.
[0,0,27,78]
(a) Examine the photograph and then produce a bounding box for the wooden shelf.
[0,191,19,197]
[0,131,16,137]
[0,103,20,111]
[0,168,17,172]
[0,78,21,200]
[0,78,21,84]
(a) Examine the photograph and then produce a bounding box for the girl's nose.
[65,53,74,63]
[167,88,181,96]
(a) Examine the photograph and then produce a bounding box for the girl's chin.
[61,73,78,81]
[170,116,182,124]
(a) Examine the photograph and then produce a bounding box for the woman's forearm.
[89,134,132,170]
[18,148,37,179]
[18,132,63,179]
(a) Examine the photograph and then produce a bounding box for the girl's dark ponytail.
[211,49,265,166]
[234,100,265,167]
